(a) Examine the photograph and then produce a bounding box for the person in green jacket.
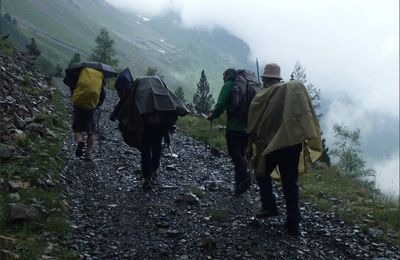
[207,68,251,195]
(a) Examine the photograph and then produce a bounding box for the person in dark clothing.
[207,68,251,195]
[246,63,322,236]
[140,113,167,190]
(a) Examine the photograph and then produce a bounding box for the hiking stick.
[97,108,102,159]
[209,119,213,145]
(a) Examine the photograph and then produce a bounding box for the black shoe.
[150,176,159,186]
[255,208,279,218]
[235,177,251,195]
[75,142,84,157]
[284,222,300,236]
[142,179,152,191]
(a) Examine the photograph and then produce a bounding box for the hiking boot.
[84,149,93,161]
[142,179,152,191]
[255,208,279,218]
[235,176,252,195]
[150,176,159,186]
[284,222,300,236]
[75,142,84,157]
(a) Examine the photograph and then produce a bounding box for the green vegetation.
[90,28,118,67]
[190,187,205,199]
[209,208,229,221]
[193,69,214,114]
[177,115,400,245]
[300,166,399,243]
[0,87,77,258]
[68,52,81,66]
[25,38,41,57]
[174,86,186,103]
[0,35,16,57]
[177,115,227,150]
[145,66,165,80]
[331,123,376,179]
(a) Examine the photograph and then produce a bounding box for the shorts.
[72,106,96,134]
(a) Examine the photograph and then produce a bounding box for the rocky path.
[58,81,400,260]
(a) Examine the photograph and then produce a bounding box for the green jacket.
[211,79,247,131]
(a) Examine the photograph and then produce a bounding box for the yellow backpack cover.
[72,67,104,110]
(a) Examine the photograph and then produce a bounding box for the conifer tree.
[90,28,118,67]
[193,69,214,114]
[25,38,41,58]
[174,86,186,103]
[52,64,63,77]
[145,67,164,80]
[69,52,81,65]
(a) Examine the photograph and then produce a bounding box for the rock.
[15,117,26,129]
[9,129,25,141]
[201,237,217,250]
[0,249,20,260]
[177,255,189,260]
[0,236,17,250]
[7,180,30,192]
[175,193,200,206]
[166,164,176,171]
[25,123,44,135]
[8,193,20,201]
[0,143,16,159]
[368,228,384,237]
[165,229,182,238]
[45,128,57,138]
[5,96,16,103]
[8,203,40,223]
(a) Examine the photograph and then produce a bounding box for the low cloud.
[373,153,400,197]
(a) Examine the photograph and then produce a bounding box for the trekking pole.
[97,108,102,159]
[209,119,213,145]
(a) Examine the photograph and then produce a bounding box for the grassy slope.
[0,79,76,258]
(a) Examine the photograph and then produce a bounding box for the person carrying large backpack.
[111,72,188,190]
[246,63,322,236]
[69,67,106,161]
[207,68,260,195]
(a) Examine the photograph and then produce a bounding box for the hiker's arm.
[210,81,231,119]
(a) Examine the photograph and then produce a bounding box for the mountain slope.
[2,0,253,96]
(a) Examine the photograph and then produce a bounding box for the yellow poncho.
[247,80,322,178]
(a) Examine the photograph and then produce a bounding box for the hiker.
[69,68,106,161]
[207,68,252,195]
[246,63,322,236]
[110,73,189,190]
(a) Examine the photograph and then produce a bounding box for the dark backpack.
[230,69,261,120]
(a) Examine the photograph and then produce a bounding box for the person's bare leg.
[75,132,83,142]
[85,134,95,160]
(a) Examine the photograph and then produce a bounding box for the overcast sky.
[105,0,399,194]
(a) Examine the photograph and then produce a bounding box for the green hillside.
[1,0,253,97]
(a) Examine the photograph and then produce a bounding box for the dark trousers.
[141,123,165,179]
[226,130,250,183]
[256,144,302,227]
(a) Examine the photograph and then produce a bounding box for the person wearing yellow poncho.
[246,63,322,236]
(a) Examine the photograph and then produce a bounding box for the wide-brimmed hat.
[262,63,282,79]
